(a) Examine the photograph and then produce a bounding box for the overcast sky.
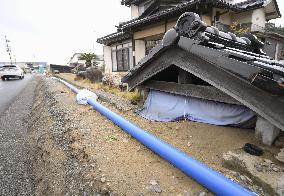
[0,0,283,65]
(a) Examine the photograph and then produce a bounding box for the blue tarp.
[137,90,256,128]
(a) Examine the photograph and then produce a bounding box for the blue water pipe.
[55,77,255,196]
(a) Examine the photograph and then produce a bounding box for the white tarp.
[76,89,97,105]
[137,90,256,128]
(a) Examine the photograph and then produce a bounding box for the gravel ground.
[26,76,282,195]
[56,73,137,111]
[0,76,38,196]
[28,78,109,195]
[1,75,280,195]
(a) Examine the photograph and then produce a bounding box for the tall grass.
[77,78,141,103]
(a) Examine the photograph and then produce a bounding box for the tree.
[79,53,98,68]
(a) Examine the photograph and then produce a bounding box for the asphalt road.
[0,74,33,115]
[0,75,37,195]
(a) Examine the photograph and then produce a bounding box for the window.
[117,48,129,71]
[145,39,162,55]
[111,42,133,72]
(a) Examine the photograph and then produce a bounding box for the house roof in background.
[98,0,281,45]
[235,0,281,19]
[98,0,239,45]
[118,0,280,31]
[97,31,132,45]
[254,30,284,42]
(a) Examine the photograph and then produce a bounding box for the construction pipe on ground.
[55,77,255,196]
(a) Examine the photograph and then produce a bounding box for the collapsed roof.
[122,12,284,131]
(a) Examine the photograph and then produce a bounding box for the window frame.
[111,41,133,72]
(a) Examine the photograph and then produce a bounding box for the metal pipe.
[56,78,255,196]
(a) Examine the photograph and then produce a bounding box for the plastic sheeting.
[76,89,97,105]
[138,90,256,128]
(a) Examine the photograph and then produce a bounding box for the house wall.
[103,46,112,74]
[275,42,280,60]
[134,20,173,64]
[232,10,252,24]
[252,8,265,27]
[202,15,212,26]
[135,40,146,63]
[263,37,277,59]
[272,41,283,60]
[166,18,178,30]
[212,8,232,25]
[133,15,213,64]
[131,5,139,19]
[134,22,166,40]
[219,12,232,25]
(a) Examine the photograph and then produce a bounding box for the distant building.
[67,53,104,68]
[254,31,284,60]
[67,53,85,68]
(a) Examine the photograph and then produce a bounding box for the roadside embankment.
[28,76,283,195]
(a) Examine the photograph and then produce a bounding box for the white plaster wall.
[202,15,212,26]
[134,22,165,39]
[251,8,266,28]
[135,40,146,64]
[275,42,280,60]
[232,11,252,24]
[131,5,139,19]
[212,8,232,25]
[219,12,232,25]
[103,46,112,74]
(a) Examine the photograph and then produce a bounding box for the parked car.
[0,65,24,81]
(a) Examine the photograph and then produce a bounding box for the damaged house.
[97,0,283,146]
[97,0,282,75]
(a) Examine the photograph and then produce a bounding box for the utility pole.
[92,30,96,53]
[5,35,13,65]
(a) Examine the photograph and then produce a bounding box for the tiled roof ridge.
[118,0,242,30]
[119,0,199,28]
[235,0,265,6]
